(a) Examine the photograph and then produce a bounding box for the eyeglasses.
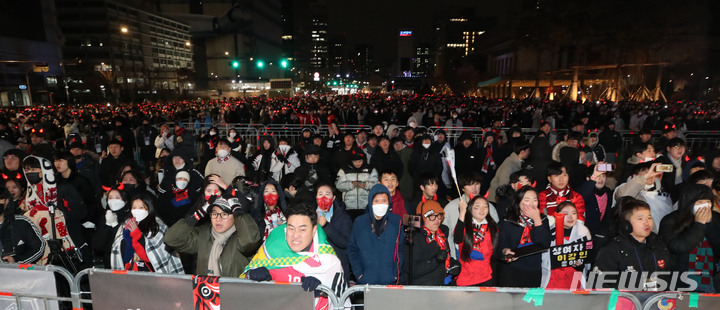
[426,213,444,221]
[210,212,230,219]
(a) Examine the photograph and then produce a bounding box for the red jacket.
[391,190,406,218]
[538,187,586,222]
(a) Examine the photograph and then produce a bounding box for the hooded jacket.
[658,184,720,277]
[251,180,287,238]
[347,184,405,284]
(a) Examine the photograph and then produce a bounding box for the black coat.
[592,232,671,290]
[658,210,720,274]
[320,199,353,280]
[403,225,449,285]
[370,148,404,179]
[577,180,616,248]
[408,147,443,187]
[99,154,137,187]
[495,216,552,287]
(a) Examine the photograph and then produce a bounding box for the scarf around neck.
[208,225,236,276]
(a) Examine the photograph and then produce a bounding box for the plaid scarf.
[519,215,534,247]
[689,237,715,292]
[424,227,450,269]
[482,145,494,173]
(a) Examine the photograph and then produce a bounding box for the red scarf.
[482,146,494,173]
[424,227,450,269]
[519,215,534,247]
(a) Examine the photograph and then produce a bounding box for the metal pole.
[25,67,33,106]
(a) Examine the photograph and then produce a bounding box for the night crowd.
[1,94,720,308]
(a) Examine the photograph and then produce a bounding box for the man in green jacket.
[164,196,261,277]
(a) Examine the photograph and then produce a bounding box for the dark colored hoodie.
[347,184,405,284]
[251,180,287,235]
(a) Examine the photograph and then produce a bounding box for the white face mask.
[229,132,236,138]
[176,180,188,190]
[107,199,126,211]
[174,164,185,170]
[372,203,389,217]
[132,209,149,222]
[422,143,431,149]
[209,131,217,136]
[217,149,229,158]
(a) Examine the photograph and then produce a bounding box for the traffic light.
[230,60,240,68]
[280,59,289,69]
[256,60,264,68]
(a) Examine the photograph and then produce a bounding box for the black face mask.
[123,183,137,191]
[26,172,42,185]
[74,155,83,160]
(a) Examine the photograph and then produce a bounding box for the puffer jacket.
[335,164,378,211]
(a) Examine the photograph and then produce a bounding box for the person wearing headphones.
[592,197,670,290]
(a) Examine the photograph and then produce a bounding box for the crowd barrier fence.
[0,263,80,310]
[6,263,720,309]
[142,122,720,155]
[338,285,643,310]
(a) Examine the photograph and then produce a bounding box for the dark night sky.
[326,0,502,64]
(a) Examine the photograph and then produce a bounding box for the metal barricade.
[338,285,643,310]
[74,267,338,310]
[0,263,81,310]
[642,292,720,310]
[428,126,487,146]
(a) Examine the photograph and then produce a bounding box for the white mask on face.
[176,180,188,190]
[422,143,431,149]
[132,209,149,222]
[217,149,229,158]
[278,144,291,154]
[209,131,217,136]
[107,199,126,211]
[229,132,236,138]
[372,204,389,217]
[174,164,185,170]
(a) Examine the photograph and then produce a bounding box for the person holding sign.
[454,196,499,286]
[496,187,552,287]
[541,201,592,289]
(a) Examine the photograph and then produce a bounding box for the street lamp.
[120,27,128,33]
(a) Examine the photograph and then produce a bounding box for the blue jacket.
[347,184,405,284]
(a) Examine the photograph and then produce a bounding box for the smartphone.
[597,163,614,172]
[656,164,674,173]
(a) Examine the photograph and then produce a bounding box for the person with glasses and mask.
[165,195,260,277]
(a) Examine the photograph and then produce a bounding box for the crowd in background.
[1,95,720,298]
